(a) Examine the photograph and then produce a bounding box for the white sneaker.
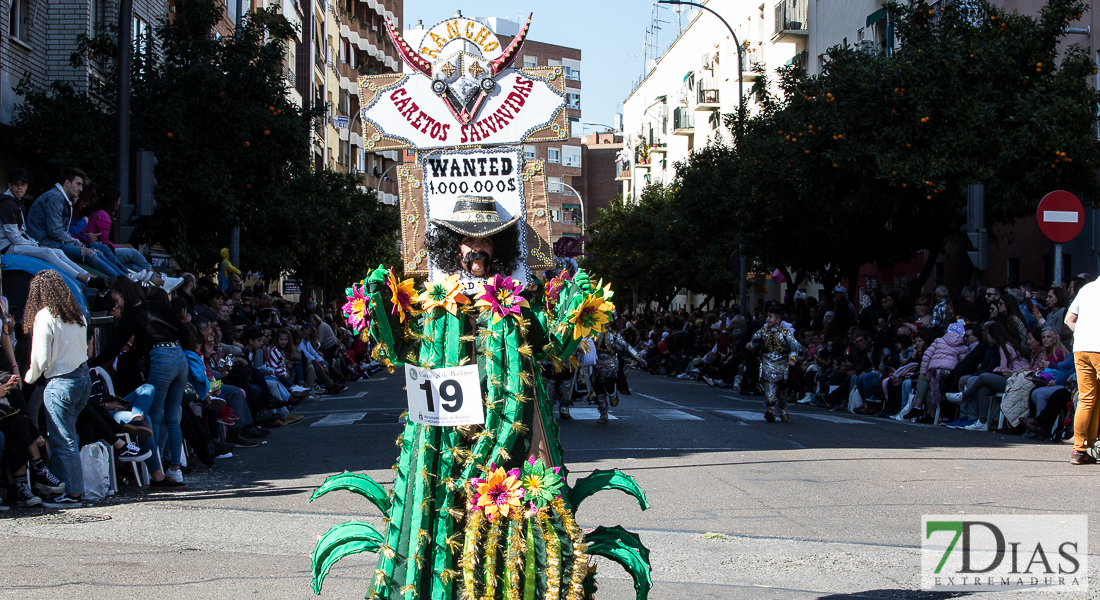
[162,276,185,293]
[798,393,815,404]
[963,420,988,431]
[945,392,963,404]
[215,452,234,459]
[702,376,716,387]
[166,468,184,483]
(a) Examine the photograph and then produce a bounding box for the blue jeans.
[856,372,883,401]
[110,383,156,459]
[58,244,125,277]
[221,384,253,429]
[89,242,131,273]
[43,363,90,497]
[113,247,152,272]
[148,347,189,471]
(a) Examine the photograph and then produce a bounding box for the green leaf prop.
[568,469,650,511]
[310,472,391,515]
[584,526,653,600]
[310,521,384,594]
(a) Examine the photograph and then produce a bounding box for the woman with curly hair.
[23,270,90,508]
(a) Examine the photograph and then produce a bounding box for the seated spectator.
[0,168,107,290]
[26,167,126,279]
[902,322,968,421]
[945,321,1028,430]
[0,373,65,508]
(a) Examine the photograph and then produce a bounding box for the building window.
[92,0,106,31]
[9,0,26,42]
[569,117,582,138]
[523,55,537,68]
[339,89,350,115]
[548,147,561,164]
[133,15,150,54]
[338,141,349,165]
[564,66,580,80]
[523,145,536,160]
[547,176,563,193]
[1007,258,1020,286]
[562,145,581,168]
[566,93,580,109]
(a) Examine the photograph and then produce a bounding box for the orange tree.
[674,0,1100,295]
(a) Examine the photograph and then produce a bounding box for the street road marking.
[567,408,618,420]
[800,413,869,425]
[311,412,367,426]
[716,410,768,422]
[1043,210,1079,223]
[350,391,369,398]
[644,409,704,421]
[720,395,758,403]
[635,392,679,406]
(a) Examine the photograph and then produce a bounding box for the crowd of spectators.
[0,167,380,510]
[619,277,1089,439]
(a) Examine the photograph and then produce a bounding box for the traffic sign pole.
[1054,243,1063,287]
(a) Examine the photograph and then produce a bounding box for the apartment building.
[621,1,797,201]
[402,14,584,241]
[297,0,401,203]
[580,131,623,225]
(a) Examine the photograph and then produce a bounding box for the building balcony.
[634,161,651,170]
[772,0,808,44]
[615,166,631,181]
[742,46,766,80]
[650,144,667,155]
[672,107,694,135]
[695,87,719,111]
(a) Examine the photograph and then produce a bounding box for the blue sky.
[404,1,693,135]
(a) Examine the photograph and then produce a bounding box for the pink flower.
[341,284,370,334]
[474,274,530,322]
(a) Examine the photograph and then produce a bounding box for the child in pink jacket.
[902,320,967,420]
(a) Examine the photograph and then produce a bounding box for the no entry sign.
[1037,190,1084,243]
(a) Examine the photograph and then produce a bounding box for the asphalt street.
[2,370,1099,600]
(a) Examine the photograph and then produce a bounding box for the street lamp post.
[657,0,749,311]
[560,182,585,252]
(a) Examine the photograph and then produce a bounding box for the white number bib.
[404,365,485,426]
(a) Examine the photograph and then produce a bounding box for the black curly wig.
[424,223,522,277]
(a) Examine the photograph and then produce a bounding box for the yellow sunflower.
[385,268,417,325]
[568,294,615,339]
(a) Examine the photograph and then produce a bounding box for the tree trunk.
[846,263,861,304]
[908,245,942,298]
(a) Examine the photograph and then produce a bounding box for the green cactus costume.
[309,265,653,600]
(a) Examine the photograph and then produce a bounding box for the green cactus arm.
[310,521,384,594]
[310,472,391,515]
[583,526,652,600]
[567,469,650,512]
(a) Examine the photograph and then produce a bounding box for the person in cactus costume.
[310,197,653,600]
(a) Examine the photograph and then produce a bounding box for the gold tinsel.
[551,498,588,600]
[461,510,485,600]
[503,516,526,600]
[481,520,503,600]
[539,512,563,600]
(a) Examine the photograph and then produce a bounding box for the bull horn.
[385,18,433,78]
[489,12,532,77]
